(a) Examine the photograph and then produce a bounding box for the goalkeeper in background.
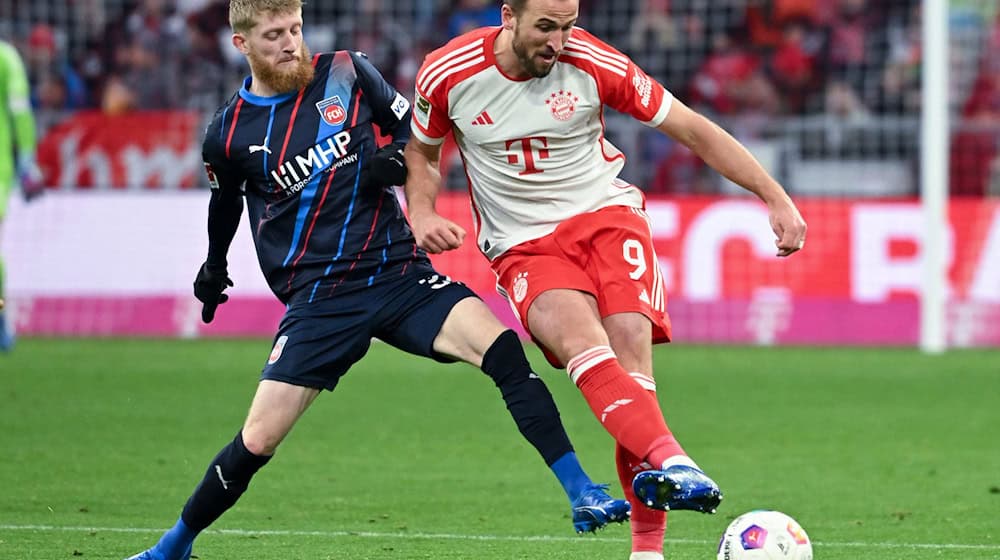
[0,38,44,352]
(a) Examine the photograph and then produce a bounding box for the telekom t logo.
[505,136,549,175]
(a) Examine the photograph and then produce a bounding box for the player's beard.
[512,35,557,78]
[249,43,314,94]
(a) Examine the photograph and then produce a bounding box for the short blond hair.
[229,0,303,34]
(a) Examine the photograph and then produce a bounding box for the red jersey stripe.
[224,98,244,159]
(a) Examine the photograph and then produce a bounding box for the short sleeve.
[410,54,459,145]
[562,28,673,127]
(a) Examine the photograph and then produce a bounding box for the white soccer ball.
[717,510,813,560]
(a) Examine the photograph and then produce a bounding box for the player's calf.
[182,431,272,529]
[480,330,574,465]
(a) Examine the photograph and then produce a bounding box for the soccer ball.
[717,510,813,560]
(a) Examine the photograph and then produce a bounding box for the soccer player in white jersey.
[404,0,807,558]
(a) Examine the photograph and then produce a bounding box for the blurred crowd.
[1,0,998,194]
[0,0,507,114]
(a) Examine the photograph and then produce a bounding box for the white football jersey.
[412,26,673,260]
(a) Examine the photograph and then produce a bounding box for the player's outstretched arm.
[194,187,243,322]
[403,138,465,253]
[657,98,807,257]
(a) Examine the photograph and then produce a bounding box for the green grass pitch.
[1,339,998,559]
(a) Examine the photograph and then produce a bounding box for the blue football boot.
[571,483,631,533]
[632,465,722,513]
[124,543,192,560]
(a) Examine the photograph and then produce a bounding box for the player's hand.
[365,143,407,188]
[768,197,807,257]
[409,210,466,253]
[17,157,45,202]
[193,262,234,323]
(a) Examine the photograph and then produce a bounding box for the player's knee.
[605,313,651,348]
[550,334,611,366]
[240,429,281,456]
[534,321,611,365]
[434,297,506,366]
[480,329,531,385]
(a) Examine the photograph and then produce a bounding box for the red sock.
[617,441,666,554]
[567,347,683,462]
[626,370,688,468]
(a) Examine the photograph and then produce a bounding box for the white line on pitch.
[1,524,998,551]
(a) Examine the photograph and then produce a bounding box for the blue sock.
[151,517,197,559]
[550,452,592,502]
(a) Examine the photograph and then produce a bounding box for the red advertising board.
[425,195,1000,346]
[5,187,997,346]
[36,111,203,189]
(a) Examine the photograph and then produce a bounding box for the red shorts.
[492,206,672,366]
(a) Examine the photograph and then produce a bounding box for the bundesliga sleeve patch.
[390,91,410,120]
[414,92,432,129]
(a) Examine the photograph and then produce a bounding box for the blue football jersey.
[203,51,428,304]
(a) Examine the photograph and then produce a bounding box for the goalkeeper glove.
[364,143,407,188]
[17,156,45,202]
[193,262,233,323]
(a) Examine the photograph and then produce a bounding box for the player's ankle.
[660,454,699,471]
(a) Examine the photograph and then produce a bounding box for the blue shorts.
[261,264,477,391]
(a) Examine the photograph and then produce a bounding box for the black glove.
[193,262,233,323]
[365,143,407,188]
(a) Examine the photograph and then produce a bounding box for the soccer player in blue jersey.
[124,2,628,559]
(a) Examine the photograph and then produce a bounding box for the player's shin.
[567,348,686,465]
[480,330,583,493]
[173,431,271,545]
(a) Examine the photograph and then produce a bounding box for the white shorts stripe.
[652,246,665,312]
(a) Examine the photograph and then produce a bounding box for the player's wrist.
[16,154,41,179]
[406,201,438,220]
[203,259,228,275]
[758,184,793,208]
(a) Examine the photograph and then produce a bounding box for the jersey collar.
[238,76,298,106]
[488,27,535,83]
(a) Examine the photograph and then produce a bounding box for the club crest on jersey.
[545,90,578,121]
[513,272,529,303]
[268,335,288,365]
[316,95,348,126]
